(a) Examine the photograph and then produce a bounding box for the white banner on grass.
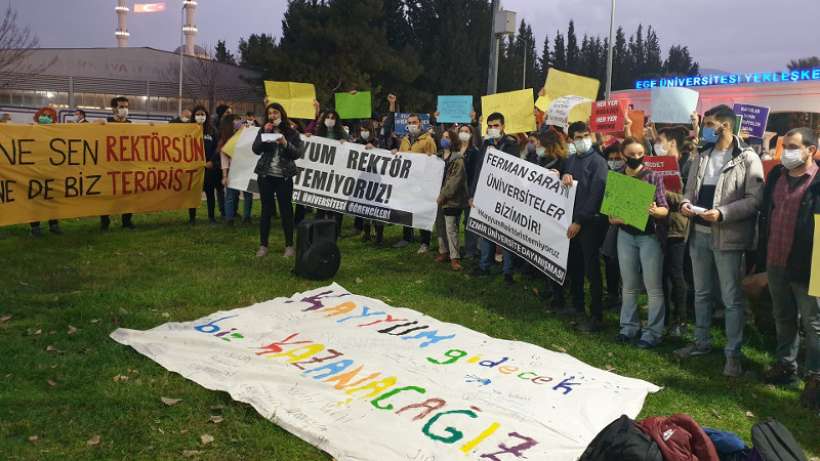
[226,127,261,194]
[111,284,659,461]
[468,147,577,284]
[294,135,444,230]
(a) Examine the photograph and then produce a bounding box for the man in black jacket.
[561,121,609,332]
[754,127,819,410]
[468,112,520,284]
[101,96,135,230]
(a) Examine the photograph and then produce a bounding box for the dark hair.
[111,96,129,108]
[215,104,231,119]
[487,112,505,124]
[786,127,819,148]
[602,141,622,157]
[538,129,567,159]
[217,114,240,151]
[620,137,644,153]
[454,124,476,150]
[75,109,86,117]
[263,102,296,138]
[568,121,589,138]
[318,110,346,139]
[192,105,215,135]
[658,126,689,151]
[703,104,732,118]
[708,105,737,128]
[245,111,255,117]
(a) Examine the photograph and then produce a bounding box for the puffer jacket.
[438,150,469,210]
[683,135,764,250]
[251,125,303,178]
[399,131,437,155]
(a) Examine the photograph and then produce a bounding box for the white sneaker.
[255,246,269,258]
[283,246,295,258]
[417,244,429,254]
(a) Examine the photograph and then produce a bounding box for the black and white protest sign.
[468,147,577,284]
[294,135,444,230]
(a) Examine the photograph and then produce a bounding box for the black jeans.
[403,227,431,245]
[189,168,225,221]
[30,220,59,228]
[664,237,689,325]
[259,175,294,247]
[101,214,132,227]
[604,254,621,300]
[568,217,606,320]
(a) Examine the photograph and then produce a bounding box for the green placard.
[334,91,372,120]
[600,170,657,230]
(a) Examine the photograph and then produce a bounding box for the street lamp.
[486,1,516,95]
[605,0,616,99]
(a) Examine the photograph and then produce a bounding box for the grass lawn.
[1,205,818,460]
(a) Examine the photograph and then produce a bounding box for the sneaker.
[636,339,658,349]
[471,267,490,277]
[48,224,62,235]
[393,240,410,249]
[577,318,603,333]
[673,343,711,359]
[283,246,296,258]
[723,356,743,377]
[435,253,450,263]
[255,246,269,258]
[669,323,688,339]
[504,273,514,285]
[494,253,503,263]
[450,259,463,271]
[800,375,820,410]
[615,333,634,344]
[417,244,429,254]
[30,226,43,237]
[208,218,218,225]
[763,362,799,386]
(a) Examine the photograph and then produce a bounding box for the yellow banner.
[0,123,205,226]
[542,68,600,124]
[220,127,244,158]
[480,89,537,136]
[264,81,316,120]
[809,215,820,296]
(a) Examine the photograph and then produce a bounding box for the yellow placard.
[809,215,820,296]
[480,89,537,136]
[542,68,600,124]
[264,81,316,120]
[220,127,244,158]
[0,123,204,227]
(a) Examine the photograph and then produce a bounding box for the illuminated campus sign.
[634,68,820,90]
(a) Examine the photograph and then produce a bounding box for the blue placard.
[732,104,770,138]
[393,113,432,136]
[436,95,473,123]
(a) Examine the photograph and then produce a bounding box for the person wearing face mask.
[73,109,89,124]
[393,112,437,253]
[656,126,695,338]
[171,109,192,124]
[676,105,764,377]
[468,112,520,283]
[186,106,224,225]
[434,130,468,271]
[252,103,303,258]
[458,125,481,260]
[221,115,254,226]
[607,138,669,348]
[313,110,349,237]
[560,121,609,332]
[351,120,385,244]
[600,142,624,311]
[29,108,62,237]
[100,96,135,231]
[752,127,820,409]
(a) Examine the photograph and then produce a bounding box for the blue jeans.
[225,188,253,220]
[689,231,746,358]
[767,266,820,376]
[479,237,513,274]
[617,230,666,344]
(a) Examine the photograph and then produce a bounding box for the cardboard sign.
[600,171,657,230]
[480,89,537,136]
[436,95,473,123]
[541,68,600,123]
[589,100,626,134]
[545,96,591,129]
[335,91,372,119]
[264,81,317,120]
[393,113,432,137]
[628,110,646,141]
[643,156,682,193]
[650,87,699,124]
[733,104,770,138]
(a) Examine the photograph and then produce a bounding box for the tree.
[0,5,54,86]
[566,20,579,73]
[643,26,663,79]
[238,33,276,70]
[664,45,699,76]
[787,56,820,71]
[214,40,236,65]
[538,33,551,84]
[553,31,566,70]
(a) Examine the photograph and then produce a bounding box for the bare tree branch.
[0,5,55,86]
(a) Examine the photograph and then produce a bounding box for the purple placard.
[732,104,770,138]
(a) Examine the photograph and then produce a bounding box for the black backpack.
[751,418,807,461]
[579,415,663,461]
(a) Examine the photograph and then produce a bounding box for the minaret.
[115,0,130,47]
[182,0,198,56]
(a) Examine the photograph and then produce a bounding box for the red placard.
[589,100,625,134]
[643,156,682,193]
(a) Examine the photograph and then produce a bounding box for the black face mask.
[625,156,644,169]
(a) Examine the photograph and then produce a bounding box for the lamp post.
[177,4,184,115]
[486,2,516,95]
[605,0,616,99]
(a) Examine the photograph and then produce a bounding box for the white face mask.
[568,142,577,156]
[486,128,501,139]
[343,126,350,135]
[608,159,625,170]
[180,116,190,123]
[195,115,206,124]
[117,107,128,118]
[360,130,370,140]
[324,118,336,128]
[781,148,807,170]
[271,117,281,127]
[407,124,421,136]
[573,138,592,155]
[458,132,471,143]
[654,142,667,156]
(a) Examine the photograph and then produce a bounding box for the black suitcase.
[751,418,807,461]
[294,219,341,280]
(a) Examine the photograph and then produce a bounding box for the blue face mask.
[440,138,451,150]
[38,116,53,124]
[701,127,718,144]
